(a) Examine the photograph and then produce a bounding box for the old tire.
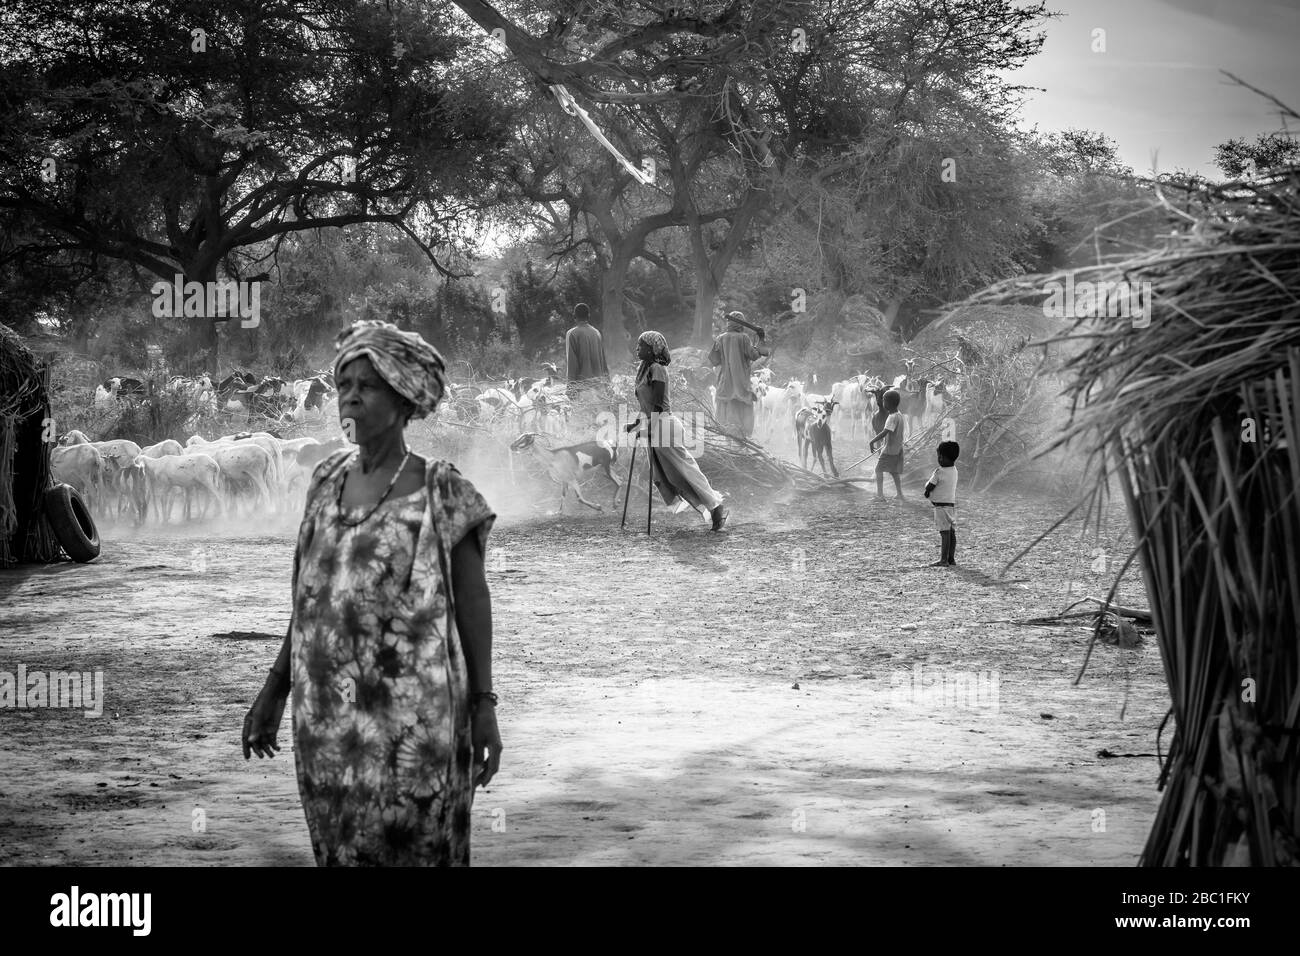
[44,483,101,562]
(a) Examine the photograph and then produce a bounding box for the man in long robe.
[708,311,770,437]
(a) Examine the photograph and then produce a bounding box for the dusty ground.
[0,447,1168,866]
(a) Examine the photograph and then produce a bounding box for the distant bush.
[50,370,292,446]
[938,331,1077,494]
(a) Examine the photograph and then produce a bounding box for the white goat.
[510,433,622,513]
[129,453,224,522]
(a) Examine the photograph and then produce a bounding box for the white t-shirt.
[882,412,904,455]
[928,465,958,504]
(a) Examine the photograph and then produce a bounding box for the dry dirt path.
[0,474,1166,866]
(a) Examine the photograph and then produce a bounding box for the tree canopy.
[0,0,514,362]
[2,0,1264,373]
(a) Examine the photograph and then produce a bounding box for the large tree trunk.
[688,189,768,347]
[600,244,638,370]
[690,268,718,349]
[687,207,718,347]
[203,319,220,372]
[177,266,222,373]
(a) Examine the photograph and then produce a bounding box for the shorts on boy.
[876,452,904,476]
[932,503,956,531]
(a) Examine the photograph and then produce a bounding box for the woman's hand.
[242,679,288,760]
[471,702,503,789]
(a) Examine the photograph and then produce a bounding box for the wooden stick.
[815,476,875,487]
[1081,595,1154,622]
[620,432,638,528]
[841,448,878,473]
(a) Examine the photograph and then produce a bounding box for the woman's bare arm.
[268,626,291,697]
[451,534,493,695]
[244,624,291,759]
[452,532,501,787]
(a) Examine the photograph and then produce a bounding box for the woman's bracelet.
[471,691,498,708]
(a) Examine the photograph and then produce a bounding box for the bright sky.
[1007,0,1300,176]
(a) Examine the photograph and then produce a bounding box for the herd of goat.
[90,353,954,443]
[95,370,337,422]
[439,353,955,444]
[56,354,957,523]
[50,428,350,524]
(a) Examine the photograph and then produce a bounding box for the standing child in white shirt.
[924,440,960,567]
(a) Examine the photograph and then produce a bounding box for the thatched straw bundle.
[971,157,1300,865]
[0,322,60,566]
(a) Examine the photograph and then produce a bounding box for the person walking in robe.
[708,311,770,437]
[630,330,729,531]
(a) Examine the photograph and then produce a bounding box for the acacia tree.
[1018,129,1165,275]
[451,0,1052,348]
[499,85,680,358]
[0,0,513,366]
[1214,131,1300,177]
[457,0,808,351]
[739,114,1031,364]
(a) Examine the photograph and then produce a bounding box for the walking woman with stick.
[629,330,729,531]
[242,319,502,866]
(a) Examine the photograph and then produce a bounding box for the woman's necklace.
[335,446,413,527]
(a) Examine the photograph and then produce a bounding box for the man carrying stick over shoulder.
[708,310,770,438]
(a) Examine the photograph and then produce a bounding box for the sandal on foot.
[710,505,729,531]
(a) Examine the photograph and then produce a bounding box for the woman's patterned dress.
[289,457,494,866]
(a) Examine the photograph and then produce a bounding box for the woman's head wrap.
[726,311,746,330]
[333,320,449,420]
[637,330,671,366]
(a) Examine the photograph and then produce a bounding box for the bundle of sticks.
[675,385,867,492]
[988,596,1153,634]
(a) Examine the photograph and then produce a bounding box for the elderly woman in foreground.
[242,320,502,867]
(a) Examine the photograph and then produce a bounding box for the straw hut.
[974,161,1300,865]
[0,322,61,565]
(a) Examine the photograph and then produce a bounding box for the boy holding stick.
[868,389,906,499]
